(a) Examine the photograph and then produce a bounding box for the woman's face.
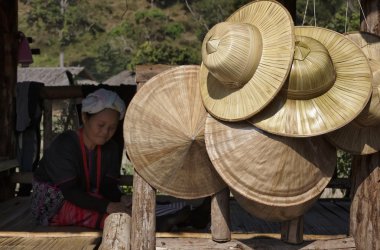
[82,108,119,149]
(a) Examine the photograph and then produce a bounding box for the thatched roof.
[17,67,98,86]
[103,70,136,86]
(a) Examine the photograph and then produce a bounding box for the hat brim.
[200,0,295,121]
[124,65,226,199]
[205,115,336,211]
[344,31,380,62]
[325,35,380,155]
[249,26,373,137]
[325,122,380,155]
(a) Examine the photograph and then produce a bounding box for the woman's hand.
[106,202,130,214]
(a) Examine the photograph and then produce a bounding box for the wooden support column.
[350,155,379,250]
[281,216,304,244]
[211,188,231,242]
[277,0,297,21]
[130,64,173,250]
[349,2,380,250]
[0,0,18,201]
[130,172,156,250]
[360,0,380,34]
[0,1,17,158]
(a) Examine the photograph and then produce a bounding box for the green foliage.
[19,0,363,81]
[337,150,352,178]
[296,0,360,32]
[129,41,200,69]
[22,0,105,48]
[164,22,185,39]
[135,8,166,24]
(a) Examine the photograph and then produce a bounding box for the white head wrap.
[82,88,126,120]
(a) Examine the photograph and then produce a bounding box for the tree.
[21,0,104,66]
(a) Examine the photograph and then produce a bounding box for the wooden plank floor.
[0,235,355,249]
[0,197,352,249]
[0,236,100,250]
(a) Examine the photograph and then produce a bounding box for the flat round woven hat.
[124,65,226,199]
[200,0,295,121]
[249,26,373,137]
[205,115,336,221]
[326,32,380,155]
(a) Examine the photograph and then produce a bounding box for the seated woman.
[31,88,211,231]
[31,88,130,229]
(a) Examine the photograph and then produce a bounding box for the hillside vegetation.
[18,0,359,81]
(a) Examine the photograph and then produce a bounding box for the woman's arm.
[59,178,110,213]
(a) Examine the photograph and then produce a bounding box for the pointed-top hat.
[200,0,295,121]
[326,32,380,154]
[124,65,226,199]
[249,26,373,137]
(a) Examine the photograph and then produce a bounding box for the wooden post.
[0,0,18,201]
[211,188,231,242]
[349,2,380,250]
[99,213,131,250]
[0,1,17,158]
[281,216,304,244]
[360,0,380,34]
[130,172,156,250]
[277,0,297,21]
[350,155,379,250]
[129,65,171,250]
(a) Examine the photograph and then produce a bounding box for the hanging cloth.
[17,31,33,66]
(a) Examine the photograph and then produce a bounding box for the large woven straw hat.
[249,26,373,137]
[124,65,226,199]
[200,0,295,121]
[205,115,336,221]
[326,32,380,155]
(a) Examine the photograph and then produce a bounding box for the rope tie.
[302,0,309,26]
[358,0,370,31]
[313,0,317,26]
[345,0,349,33]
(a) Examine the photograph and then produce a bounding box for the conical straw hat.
[249,26,373,137]
[344,31,380,61]
[205,115,336,221]
[124,65,226,199]
[326,32,380,155]
[200,0,295,121]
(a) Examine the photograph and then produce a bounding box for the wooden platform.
[0,197,354,249]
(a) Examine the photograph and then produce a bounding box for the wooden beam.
[0,159,19,172]
[10,172,133,185]
[135,64,174,86]
[40,86,83,99]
